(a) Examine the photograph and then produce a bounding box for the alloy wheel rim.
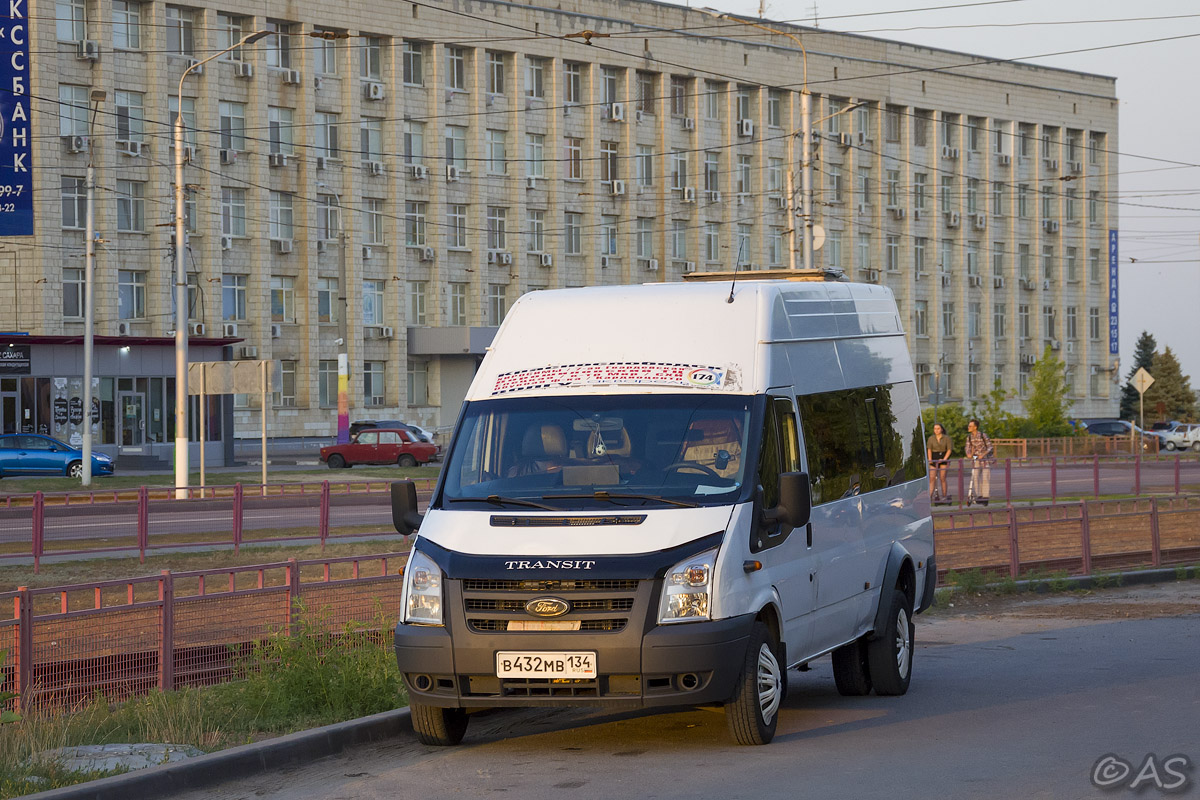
[756,642,782,725]
[896,608,911,679]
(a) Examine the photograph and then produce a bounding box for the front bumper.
[395,609,755,710]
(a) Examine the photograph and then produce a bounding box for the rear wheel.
[398,454,417,468]
[867,588,914,696]
[410,701,468,746]
[831,638,873,696]
[327,454,346,469]
[726,622,782,745]
[67,461,83,479]
[1192,441,1200,453]
[1165,441,1177,451]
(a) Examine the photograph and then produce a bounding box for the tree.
[973,381,1020,439]
[1023,344,1075,436]
[1120,330,1157,420]
[1142,346,1197,423]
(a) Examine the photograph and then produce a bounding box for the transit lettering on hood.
[503,559,597,570]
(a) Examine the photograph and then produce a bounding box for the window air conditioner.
[316,240,328,253]
[238,346,257,359]
[609,102,625,121]
[283,69,302,85]
[219,149,237,165]
[411,164,428,180]
[77,40,100,61]
[682,117,695,131]
[611,180,626,196]
[682,186,696,203]
[739,119,754,137]
[316,156,328,170]
[268,152,288,168]
[600,255,611,269]
[188,322,205,336]
[540,253,553,267]
[421,246,435,261]
[271,324,282,338]
[223,323,239,337]
[116,322,132,336]
[446,165,461,182]
[65,135,88,154]
[500,252,513,266]
[368,161,385,176]
[235,61,253,79]
[362,246,373,260]
[364,81,385,101]
[274,239,293,254]
[220,235,234,250]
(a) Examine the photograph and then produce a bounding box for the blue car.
[0,434,114,478]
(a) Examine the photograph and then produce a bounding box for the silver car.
[1161,423,1200,452]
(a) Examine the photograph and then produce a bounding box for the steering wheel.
[663,461,723,480]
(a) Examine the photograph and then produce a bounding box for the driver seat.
[507,424,568,477]
[680,419,743,478]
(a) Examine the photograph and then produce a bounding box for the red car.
[320,428,438,469]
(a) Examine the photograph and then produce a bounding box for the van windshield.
[439,394,755,510]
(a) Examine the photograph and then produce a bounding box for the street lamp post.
[81,89,105,486]
[317,183,351,445]
[701,9,812,271]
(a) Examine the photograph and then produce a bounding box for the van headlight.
[402,549,444,626]
[658,547,718,624]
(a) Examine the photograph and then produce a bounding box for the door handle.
[805,522,813,548]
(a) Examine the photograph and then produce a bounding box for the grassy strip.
[0,466,441,496]
[0,539,410,592]
[0,603,406,798]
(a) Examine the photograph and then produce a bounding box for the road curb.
[24,707,411,800]
[941,566,1197,596]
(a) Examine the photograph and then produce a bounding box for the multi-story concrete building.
[1,0,1118,463]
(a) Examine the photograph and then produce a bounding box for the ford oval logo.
[525,597,571,617]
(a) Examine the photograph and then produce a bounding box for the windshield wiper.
[542,491,698,509]
[447,495,559,511]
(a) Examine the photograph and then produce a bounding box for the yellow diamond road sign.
[1132,367,1154,396]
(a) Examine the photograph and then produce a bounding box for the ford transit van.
[391,277,935,746]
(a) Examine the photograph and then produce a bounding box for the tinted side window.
[797,382,925,505]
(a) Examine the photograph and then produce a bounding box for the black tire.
[410,701,468,746]
[867,588,914,696]
[1164,442,1176,452]
[1192,441,1200,453]
[726,622,782,746]
[327,454,346,469]
[398,454,418,468]
[67,461,83,479]
[831,638,873,696]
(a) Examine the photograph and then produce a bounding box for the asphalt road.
[172,583,1200,800]
[3,460,1199,547]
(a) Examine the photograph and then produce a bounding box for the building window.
[269,191,293,240]
[116,180,144,232]
[1089,307,1101,340]
[768,227,784,266]
[671,220,688,260]
[966,178,979,214]
[353,198,381,245]
[445,126,467,169]
[735,224,751,263]
[361,36,384,80]
[1019,304,1031,339]
[58,85,89,136]
[1018,244,1031,279]
[222,274,247,321]
[314,29,339,74]
[526,56,546,98]
[169,96,196,147]
[1064,188,1077,221]
[447,204,468,248]
[408,280,428,326]
[600,141,619,184]
[564,137,582,180]
[1089,248,1101,283]
[274,361,297,407]
[884,105,903,142]
[220,188,246,237]
[316,278,338,324]
[61,177,86,229]
[564,213,582,255]
[270,276,295,323]
[601,215,619,256]
[857,233,871,272]
[636,145,654,187]
[112,1,141,49]
[363,280,385,326]
[704,223,720,262]
[914,300,928,336]
[216,13,246,60]
[362,362,385,407]
[487,284,507,326]
[481,50,505,95]
[913,110,929,147]
[767,158,783,193]
[268,106,294,155]
[913,237,926,273]
[992,242,1005,276]
[671,150,688,190]
[445,46,467,90]
[402,200,424,247]
[736,86,752,121]
[942,302,955,337]
[486,207,508,250]
[637,71,656,114]
[992,182,1005,217]
[886,235,900,272]
[403,40,425,85]
[967,241,980,276]
[939,175,953,213]
[527,209,545,252]
[1089,132,1105,165]
[1042,245,1055,281]
[886,170,900,207]
[768,91,784,128]
[219,101,246,152]
[1088,191,1100,224]
[63,268,84,318]
[635,217,653,259]
[563,62,582,104]
[994,303,1007,338]
[939,239,954,274]
[265,20,292,69]
[1041,186,1054,220]
[1066,246,1078,282]
[1043,305,1057,339]
[316,194,339,241]
[360,117,382,161]
[165,6,193,55]
[449,283,468,326]
[1017,184,1029,218]
[485,129,508,174]
[115,91,144,143]
[318,360,338,407]
[314,112,339,159]
[704,80,722,120]
[737,155,752,195]
[408,360,429,406]
[117,270,146,320]
[670,76,688,117]
[968,302,982,338]
[825,166,842,204]
[525,133,545,178]
[1066,306,1078,340]
[403,121,424,165]
[601,66,620,107]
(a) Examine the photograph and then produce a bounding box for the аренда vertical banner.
[0,0,32,236]
[1108,229,1119,356]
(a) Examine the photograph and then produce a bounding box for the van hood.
[414,505,737,557]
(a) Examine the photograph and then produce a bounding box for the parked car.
[1150,420,1182,433]
[0,434,114,478]
[320,428,438,469]
[1078,419,1160,450]
[349,419,434,443]
[1161,423,1200,452]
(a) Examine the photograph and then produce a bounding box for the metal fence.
[0,481,434,571]
[3,552,406,710]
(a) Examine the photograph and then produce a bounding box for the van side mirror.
[768,472,812,528]
[390,480,424,535]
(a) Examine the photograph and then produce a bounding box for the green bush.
[946,568,987,595]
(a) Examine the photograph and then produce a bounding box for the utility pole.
[318,183,351,444]
[81,90,105,486]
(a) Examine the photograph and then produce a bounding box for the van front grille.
[467,618,627,633]
[462,579,640,593]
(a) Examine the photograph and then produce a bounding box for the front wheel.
[327,454,346,469]
[398,454,417,468]
[67,461,83,478]
[867,589,914,696]
[1165,441,1176,451]
[1192,442,1200,453]
[726,622,782,745]
[410,701,468,746]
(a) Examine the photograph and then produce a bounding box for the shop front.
[0,335,238,468]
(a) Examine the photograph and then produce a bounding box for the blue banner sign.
[1108,229,1119,356]
[0,0,32,236]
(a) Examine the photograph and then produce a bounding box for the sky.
[667,0,1200,389]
